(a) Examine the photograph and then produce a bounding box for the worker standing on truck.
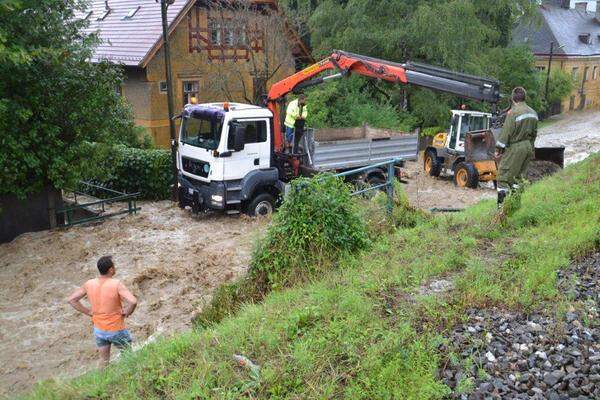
[284,93,308,153]
[495,87,538,206]
[68,255,137,369]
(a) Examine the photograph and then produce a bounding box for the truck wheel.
[454,162,479,188]
[424,149,442,177]
[247,193,275,217]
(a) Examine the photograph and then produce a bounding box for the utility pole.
[158,0,178,201]
[544,41,554,101]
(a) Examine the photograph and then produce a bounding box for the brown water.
[0,201,266,396]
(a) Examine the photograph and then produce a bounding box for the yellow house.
[513,0,600,112]
[82,0,311,147]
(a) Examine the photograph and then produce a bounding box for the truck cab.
[177,102,284,215]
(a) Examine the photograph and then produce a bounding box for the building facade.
[513,0,600,112]
[82,0,310,147]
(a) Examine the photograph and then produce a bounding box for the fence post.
[386,161,395,215]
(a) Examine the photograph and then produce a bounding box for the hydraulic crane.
[266,50,501,153]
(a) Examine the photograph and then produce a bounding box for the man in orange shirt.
[68,255,137,369]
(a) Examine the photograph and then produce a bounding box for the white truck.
[176,102,417,215]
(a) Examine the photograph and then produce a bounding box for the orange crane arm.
[267,50,500,153]
[267,50,408,151]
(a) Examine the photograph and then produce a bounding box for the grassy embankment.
[27,155,599,399]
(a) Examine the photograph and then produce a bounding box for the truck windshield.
[181,116,223,150]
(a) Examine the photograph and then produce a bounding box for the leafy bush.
[251,174,369,289]
[85,143,172,200]
[546,69,574,106]
[306,77,418,131]
[194,174,370,327]
[359,180,429,236]
[421,126,445,137]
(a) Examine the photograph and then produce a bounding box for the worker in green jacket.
[284,94,308,153]
[495,87,538,206]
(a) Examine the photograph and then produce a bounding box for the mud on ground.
[0,202,266,396]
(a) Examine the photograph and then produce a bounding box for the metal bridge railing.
[57,181,141,227]
[335,158,401,214]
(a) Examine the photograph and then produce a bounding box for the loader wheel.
[424,149,442,177]
[247,193,275,217]
[454,162,479,189]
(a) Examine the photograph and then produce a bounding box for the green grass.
[24,154,600,399]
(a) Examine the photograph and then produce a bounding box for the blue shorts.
[93,327,132,348]
[285,126,294,143]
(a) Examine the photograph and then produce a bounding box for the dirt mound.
[0,201,266,396]
[527,160,561,182]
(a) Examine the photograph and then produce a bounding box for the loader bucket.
[465,130,496,163]
[534,146,564,168]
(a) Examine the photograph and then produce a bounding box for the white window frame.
[123,6,140,20]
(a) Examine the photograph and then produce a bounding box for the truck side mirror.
[229,123,246,152]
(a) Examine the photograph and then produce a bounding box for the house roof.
[512,4,600,57]
[79,0,312,68]
[79,0,194,67]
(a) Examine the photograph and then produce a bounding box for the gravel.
[438,252,599,399]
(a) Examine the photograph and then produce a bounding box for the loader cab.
[447,110,491,151]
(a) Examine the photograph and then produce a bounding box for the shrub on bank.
[194,174,370,327]
[84,143,172,200]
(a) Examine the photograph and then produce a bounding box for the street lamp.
[157,0,178,201]
[544,41,565,101]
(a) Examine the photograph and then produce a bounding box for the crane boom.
[267,50,500,152]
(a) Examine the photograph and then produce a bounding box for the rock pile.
[439,253,599,399]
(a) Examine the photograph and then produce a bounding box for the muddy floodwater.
[0,202,266,396]
[1,111,597,397]
[536,110,600,165]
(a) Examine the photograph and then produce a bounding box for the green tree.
[483,46,544,111]
[282,0,543,129]
[546,69,574,106]
[0,0,144,198]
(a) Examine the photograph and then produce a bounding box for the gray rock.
[566,312,577,322]
[543,370,565,387]
[527,321,543,333]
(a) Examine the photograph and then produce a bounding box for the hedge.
[85,144,173,200]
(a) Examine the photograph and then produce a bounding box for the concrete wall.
[535,55,600,112]
[122,5,296,148]
[0,187,62,243]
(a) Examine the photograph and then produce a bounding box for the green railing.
[57,181,141,227]
[335,158,400,214]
